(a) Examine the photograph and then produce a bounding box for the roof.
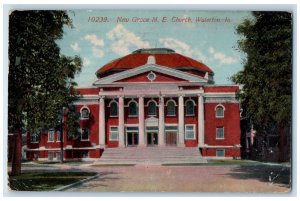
[96,48,213,76]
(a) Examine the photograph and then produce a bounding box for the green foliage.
[66,105,80,139]
[232,11,292,130]
[9,171,97,191]
[9,11,82,133]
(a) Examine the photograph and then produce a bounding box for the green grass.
[8,171,97,191]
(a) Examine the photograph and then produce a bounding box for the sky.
[56,10,253,87]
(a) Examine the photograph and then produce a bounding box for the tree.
[232,12,292,162]
[9,11,82,175]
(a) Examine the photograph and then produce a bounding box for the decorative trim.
[93,64,209,85]
[147,71,156,81]
[184,98,196,106]
[145,99,158,107]
[80,106,90,120]
[199,144,241,148]
[125,99,138,107]
[205,97,238,103]
[108,99,118,107]
[165,98,177,106]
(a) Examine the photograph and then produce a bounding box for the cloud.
[84,34,104,46]
[83,58,91,66]
[208,47,237,65]
[70,42,80,52]
[107,24,150,56]
[159,37,207,62]
[92,47,104,58]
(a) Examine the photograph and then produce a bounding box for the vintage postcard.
[7,9,292,193]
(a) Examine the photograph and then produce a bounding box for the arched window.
[216,105,225,117]
[185,100,195,116]
[110,101,118,117]
[167,100,176,116]
[129,101,138,116]
[148,101,157,116]
[80,107,90,119]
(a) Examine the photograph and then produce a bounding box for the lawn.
[8,171,97,191]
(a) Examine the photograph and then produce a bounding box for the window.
[167,100,176,116]
[81,107,89,119]
[148,101,157,116]
[110,101,118,117]
[56,152,61,161]
[57,131,62,142]
[147,71,156,81]
[146,126,158,132]
[31,133,39,143]
[126,126,139,132]
[110,126,119,141]
[216,149,225,157]
[165,125,178,132]
[185,100,195,116]
[82,151,89,158]
[129,101,138,116]
[185,125,196,139]
[216,105,224,117]
[81,128,89,141]
[48,152,54,161]
[48,129,55,142]
[216,127,224,139]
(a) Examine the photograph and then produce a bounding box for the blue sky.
[56,10,252,87]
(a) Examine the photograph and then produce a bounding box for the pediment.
[93,64,209,85]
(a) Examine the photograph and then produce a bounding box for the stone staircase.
[94,146,207,165]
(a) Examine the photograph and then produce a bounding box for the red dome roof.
[96,48,213,76]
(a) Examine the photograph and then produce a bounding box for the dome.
[96,48,213,78]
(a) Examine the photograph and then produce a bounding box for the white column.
[138,96,145,147]
[158,96,165,146]
[178,95,185,147]
[118,96,125,147]
[99,96,105,148]
[198,95,205,147]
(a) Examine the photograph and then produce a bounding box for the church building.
[26,48,241,161]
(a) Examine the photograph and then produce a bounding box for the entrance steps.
[94,146,207,165]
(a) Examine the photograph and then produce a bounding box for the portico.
[98,87,205,148]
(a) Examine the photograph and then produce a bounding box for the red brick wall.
[204,102,240,146]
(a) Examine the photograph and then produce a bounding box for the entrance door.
[127,132,138,146]
[147,132,158,146]
[166,132,177,146]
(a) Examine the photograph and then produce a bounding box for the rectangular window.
[126,126,139,132]
[146,126,158,132]
[81,128,89,141]
[56,152,61,161]
[57,131,62,142]
[216,149,225,157]
[165,125,178,132]
[216,127,224,139]
[82,151,89,158]
[110,126,119,141]
[48,152,54,161]
[185,124,196,139]
[31,133,39,143]
[48,129,55,142]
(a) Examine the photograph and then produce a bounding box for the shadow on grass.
[225,165,291,188]
[8,171,97,191]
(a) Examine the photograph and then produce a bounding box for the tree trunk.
[11,127,22,176]
[278,126,286,162]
